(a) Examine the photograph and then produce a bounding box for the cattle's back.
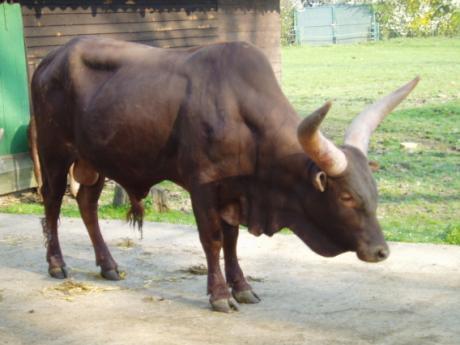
[32,37,300,190]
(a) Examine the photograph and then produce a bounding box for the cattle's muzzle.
[356,243,390,263]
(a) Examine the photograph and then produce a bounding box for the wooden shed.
[0,0,281,195]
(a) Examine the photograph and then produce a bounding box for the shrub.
[281,0,296,45]
[445,224,460,245]
[373,0,460,37]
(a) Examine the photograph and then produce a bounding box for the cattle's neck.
[218,145,318,233]
[211,110,324,233]
[224,151,347,257]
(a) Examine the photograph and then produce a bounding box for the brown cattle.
[31,37,419,312]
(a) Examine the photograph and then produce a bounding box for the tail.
[28,115,42,199]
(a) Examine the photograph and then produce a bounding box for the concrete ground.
[0,213,459,345]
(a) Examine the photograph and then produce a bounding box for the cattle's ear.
[368,160,380,172]
[313,171,328,192]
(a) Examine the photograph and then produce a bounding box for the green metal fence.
[0,2,35,194]
[295,5,379,45]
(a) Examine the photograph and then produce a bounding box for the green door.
[0,2,35,194]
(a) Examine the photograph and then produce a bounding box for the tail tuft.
[126,198,144,239]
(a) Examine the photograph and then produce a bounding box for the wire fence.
[294,5,379,45]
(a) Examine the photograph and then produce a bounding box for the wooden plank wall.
[217,0,281,78]
[21,0,280,80]
[21,0,219,76]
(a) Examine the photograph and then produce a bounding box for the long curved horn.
[344,77,420,155]
[297,101,348,176]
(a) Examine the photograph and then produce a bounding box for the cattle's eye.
[340,193,353,201]
[340,193,356,207]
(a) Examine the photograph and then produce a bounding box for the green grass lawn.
[1,37,459,244]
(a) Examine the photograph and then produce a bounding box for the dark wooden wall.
[20,0,280,78]
[21,1,218,75]
[218,0,280,77]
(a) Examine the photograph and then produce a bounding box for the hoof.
[48,266,68,279]
[101,269,122,281]
[232,289,261,304]
[211,298,239,313]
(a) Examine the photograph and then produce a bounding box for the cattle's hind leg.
[41,159,72,279]
[76,175,121,280]
[223,223,260,304]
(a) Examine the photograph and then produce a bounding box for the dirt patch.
[181,264,207,275]
[141,295,165,303]
[0,189,41,207]
[42,280,121,302]
[247,275,265,283]
[0,214,459,345]
[115,237,137,249]
[0,234,33,246]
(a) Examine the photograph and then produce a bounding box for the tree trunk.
[151,186,169,213]
[113,184,169,213]
[113,184,129,206]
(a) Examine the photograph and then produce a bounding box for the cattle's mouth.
[356,244,390,263]
[291,221,349,258]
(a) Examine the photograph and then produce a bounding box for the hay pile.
[42,280,120,301]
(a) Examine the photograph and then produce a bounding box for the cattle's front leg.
[191,191,238,313]
[222,223,261,304]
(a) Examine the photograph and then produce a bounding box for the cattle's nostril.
[376,247,389,260]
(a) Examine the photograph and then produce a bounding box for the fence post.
[375,15,380,41]
[331,6,336,44]
[294,9,300,45]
